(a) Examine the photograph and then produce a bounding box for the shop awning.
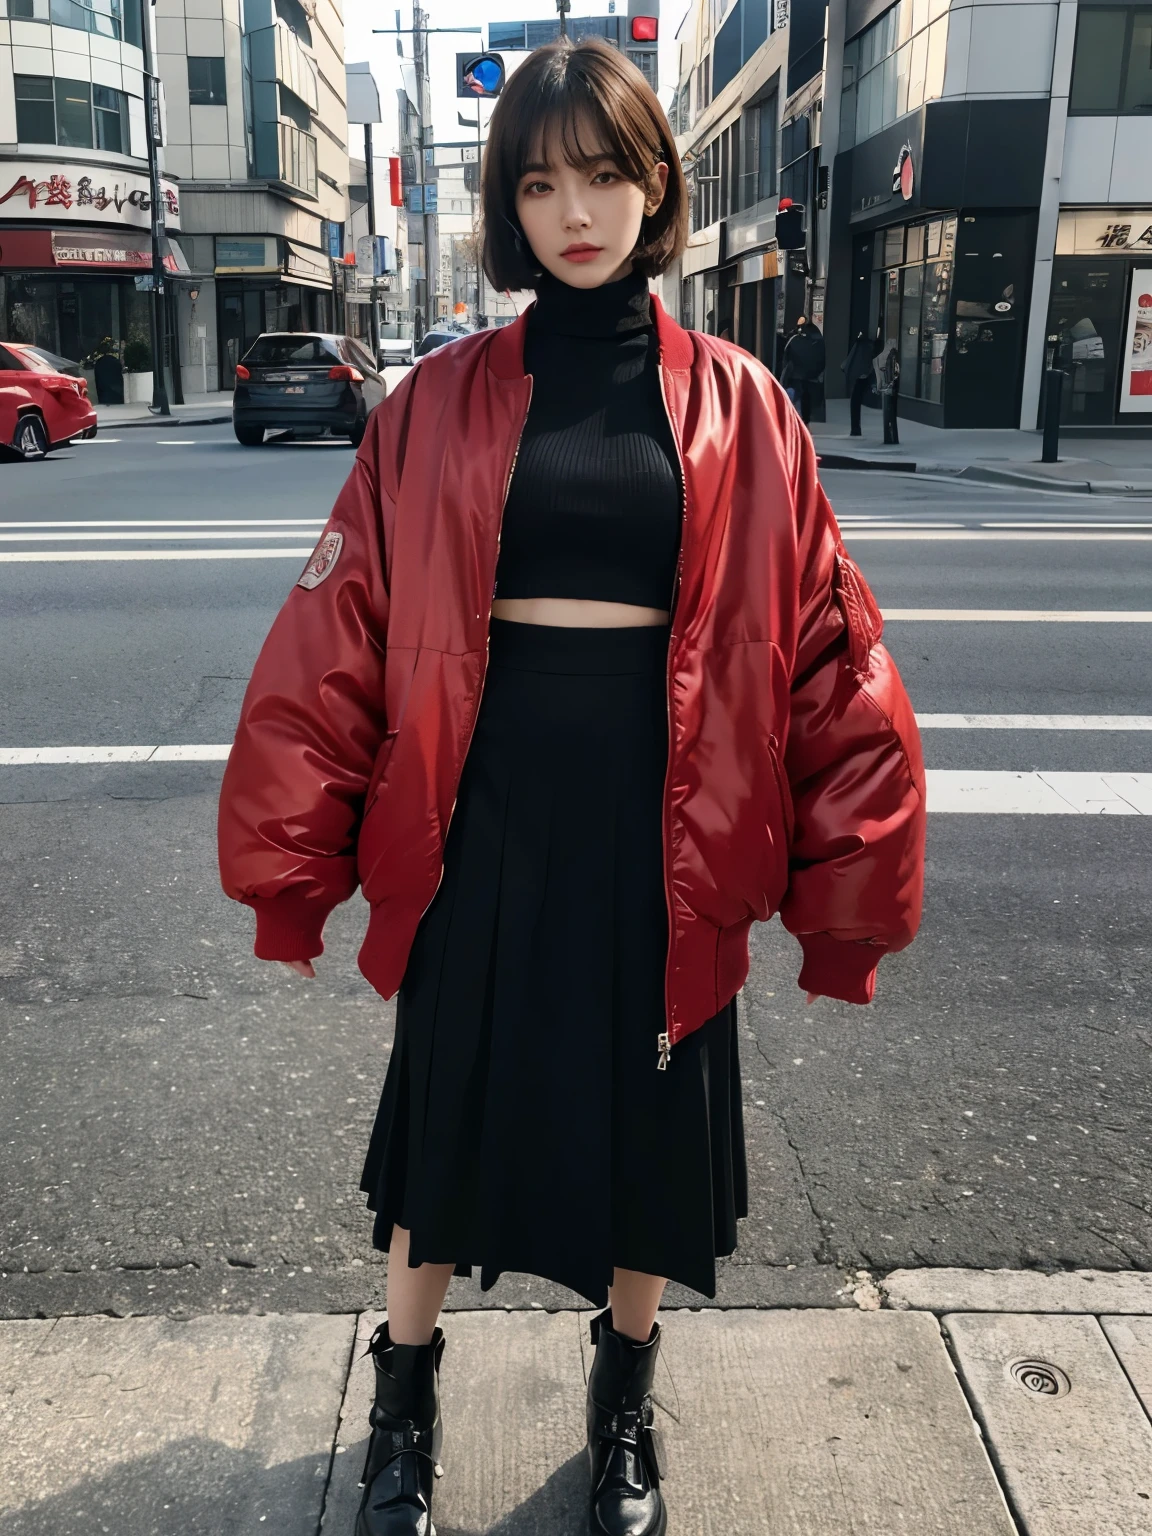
[0,227,183,271]
[681,226,721,277]
[164,235,191,273]
[284,238,334,290]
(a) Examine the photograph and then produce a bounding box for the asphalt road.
[1,426,1150,1319]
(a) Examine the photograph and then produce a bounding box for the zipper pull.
[657,1032,671,1071]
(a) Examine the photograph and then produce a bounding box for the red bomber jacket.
[217,297,926,1056]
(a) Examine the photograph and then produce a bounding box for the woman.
[876,336,901,444]
[779,314,826,425]
[217,38,925,1536]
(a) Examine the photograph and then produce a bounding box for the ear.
[645,160,670,216]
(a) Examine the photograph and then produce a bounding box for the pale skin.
[280,126,818,1345]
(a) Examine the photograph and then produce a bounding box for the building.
[153,0,350,394]
[0,0,184,404]
[662,0,796,370]
[822,0,1152,430]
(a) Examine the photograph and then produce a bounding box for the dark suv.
[232,333,386,447]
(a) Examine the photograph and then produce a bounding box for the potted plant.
[122,335,153,405]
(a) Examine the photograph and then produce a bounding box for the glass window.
[757,95,777,200]
[14,76,55,145]
[840,84,856,148]
[895,40,911,117]
[908,27,928,109]
[925,15,948,99]
[884,225,905,266]
[188,56,227,106]
[1123,12,1152,110]
[920,259,952,403]
[926,219,942,257]
[93,84,123,152]
[906,223,925,263]
[843,36,859,86]
[488,21,526,48]
[1070,9,1128,109]
[1047,259,1126,424]
[243,335,342,365]
[881,49,898,121]
[55,77,92,148]
[899,264,923,397]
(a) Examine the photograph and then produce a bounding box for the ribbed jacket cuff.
[797,931,887,1005]
[249,894,329,962]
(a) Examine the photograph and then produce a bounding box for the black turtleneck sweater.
[492,267,682,611]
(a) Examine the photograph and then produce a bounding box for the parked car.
[378,338,415,369]
[414,328,467,359]
[232,333,387,447]
[0,342,97,460]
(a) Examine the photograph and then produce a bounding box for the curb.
[816,451,918,473]
[96,412,232,431]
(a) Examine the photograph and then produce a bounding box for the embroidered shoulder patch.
[297,530,344,590]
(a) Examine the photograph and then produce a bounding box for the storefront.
[724,198,782,370]
[210,235,337,387]
[0,158,183,404]
[1046,209,1152,428]
[827,100,1048,427]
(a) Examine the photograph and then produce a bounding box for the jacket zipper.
[411,378,534,932]
[656,360,687,1071]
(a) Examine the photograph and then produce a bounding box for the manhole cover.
[1008,1359,1071,1397]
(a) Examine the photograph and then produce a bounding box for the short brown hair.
[480,38,688,293]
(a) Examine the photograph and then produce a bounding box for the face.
[514,125,669,289]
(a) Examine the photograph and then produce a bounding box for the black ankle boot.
[356,1322,445,1536]
[586,1308,667,1536]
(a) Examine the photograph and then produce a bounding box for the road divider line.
[0,531,326,543]
[918,714,1152,729]
[0,520,328,529]
[845,531,1152,541]
[928,771,1152,814]
[0,549,315,563]
[2,751,1150,813]
[886,610,1152,622]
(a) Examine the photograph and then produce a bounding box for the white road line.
[0,519,326,529]
[928,771,1152,814]
[0,548,314,563]
[984,522,1152,530]
[75,436,121,443]
[154,439,198,445]
[846,531,1152,541]
[886,609,1152,622]
[918,714,1152,730]
[0,530,323,543]
[3,754,1151,816]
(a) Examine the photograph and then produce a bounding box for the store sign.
[0,162,180,230]
[1119,270,1152,414]
[892,144,914,202]
[1057,212,1152,256]
[53,231,152,267]
[216,237,275,271]
[773,0,789,29]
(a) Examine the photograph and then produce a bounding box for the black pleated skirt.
[360,618,747,1306]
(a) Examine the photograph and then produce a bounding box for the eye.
[591,170,619,185]
[523,179,551,196]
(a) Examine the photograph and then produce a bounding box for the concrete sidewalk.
[810,399,1152,495]
[94,391,233,430]
[4,1269,1152,1535]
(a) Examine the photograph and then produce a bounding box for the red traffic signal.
[631,14,658,38]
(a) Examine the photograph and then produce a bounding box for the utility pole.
[372,15,482,338]
[139,0,170,414]
[363,120,380,358]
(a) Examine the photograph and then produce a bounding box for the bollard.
[1041,367,1064,463]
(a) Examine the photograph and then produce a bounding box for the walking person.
[842,326,883,436]
[779,314,826,425]
[876,336,901,444]
[217,38,926,1536]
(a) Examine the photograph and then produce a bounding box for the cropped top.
[492,266,682,611]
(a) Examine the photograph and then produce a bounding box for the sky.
[344,0,691,157]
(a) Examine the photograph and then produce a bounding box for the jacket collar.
[487,291,693,380]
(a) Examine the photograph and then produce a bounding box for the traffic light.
[627,0,659,41]
[456,52,506,100]
[776,198,805,250]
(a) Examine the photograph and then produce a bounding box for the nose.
[560,194,592,232]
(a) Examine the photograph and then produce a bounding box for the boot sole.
[588,1507,666,1536]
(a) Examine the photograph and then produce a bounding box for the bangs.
[511,83,649,186]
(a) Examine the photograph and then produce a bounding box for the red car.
[0,342,97,459]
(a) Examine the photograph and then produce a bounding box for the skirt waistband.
[487,616,671,676]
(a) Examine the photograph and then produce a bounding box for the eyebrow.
[520,153,619,176]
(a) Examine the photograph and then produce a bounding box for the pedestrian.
[842,326,883,436]
[217,36,926,1536]
[875,336,900,444]
[779,314,826,425]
